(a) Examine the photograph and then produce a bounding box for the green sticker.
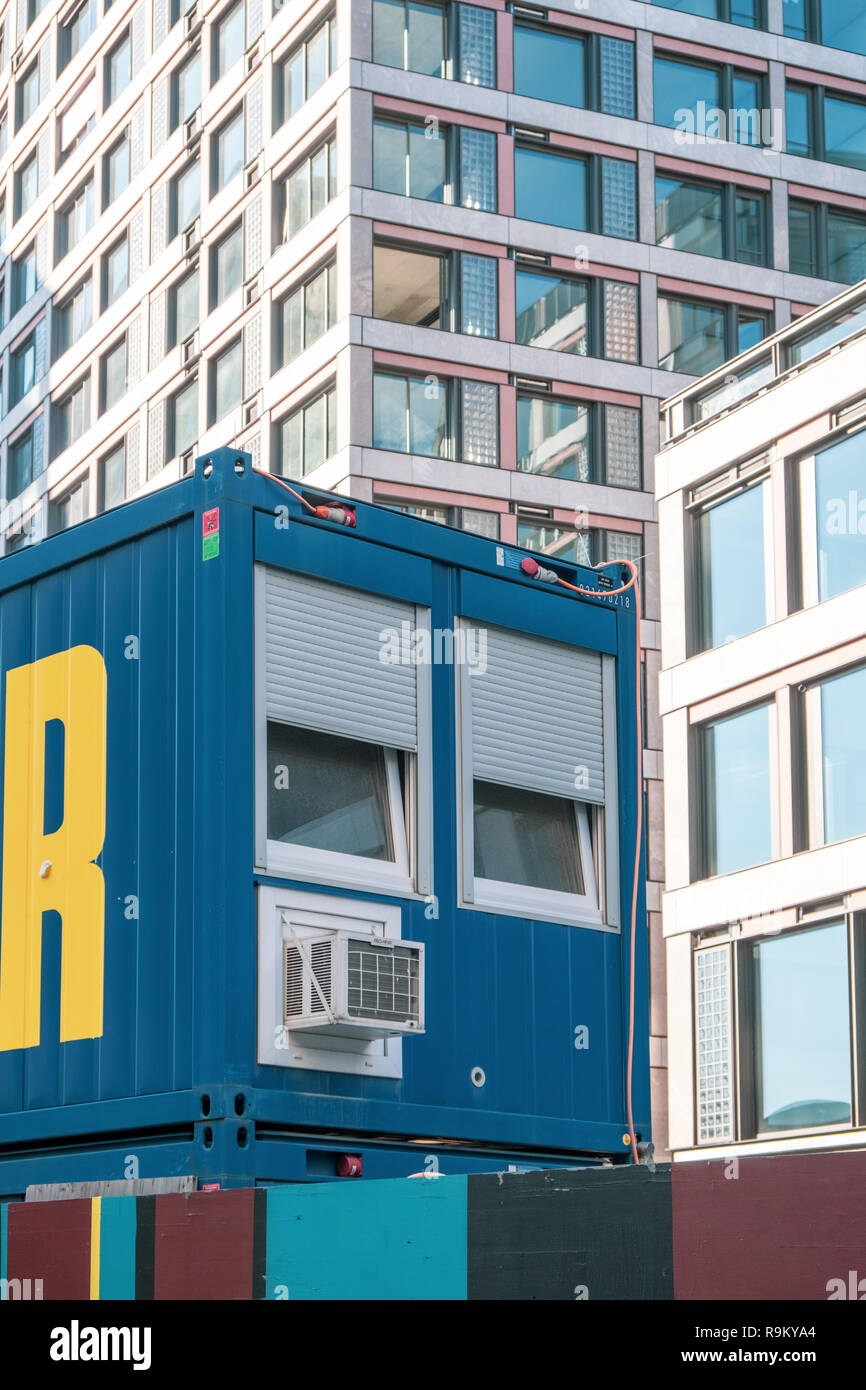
[202,533,220,561]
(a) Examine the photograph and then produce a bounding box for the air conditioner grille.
[309,941,332,1013]
[283,945,304,1020]
[347,942,420,1024]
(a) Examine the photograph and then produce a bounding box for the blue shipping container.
[0,449,648,1194]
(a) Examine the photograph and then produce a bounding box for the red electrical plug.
[520,556,559,583]
[314,504,356,527]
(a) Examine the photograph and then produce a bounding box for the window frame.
[102,127,131,209]
[372,369,499,466]
[101,229,129,309]
[789,197,866,283]
[52,372,91,458]
[455,626,618,929]
[654,172,770,267]
[100,438,127,510]
[276,12,338,127]
[168,375,199,460]
[53,273,93,359]
[802,664,866,850]
[513,19,635,116]
[55,176,94,262]
[274,383,338,478]
[170,46,202,132]
[16,59,41,130]
[693,698,779,882]
[276,258,337,367]
[100,333,127,414]
[372,116,497,212]
[786,81,866,171]
[687,464,774,655]
[209,336,243,424]
[279,133,338,239]
[211,105,245,194]
[104,26,132,108]
[657,292,770,373]
[210,219,244,309]
[58,0,97,73]
[253,567,433,898]
[652,52,768,145]
[212,0,246,84]
[14,149,39,221]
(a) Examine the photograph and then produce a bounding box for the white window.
[255,566,432,897]
[457,621,619,928]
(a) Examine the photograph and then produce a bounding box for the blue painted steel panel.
[0,449,648,1193]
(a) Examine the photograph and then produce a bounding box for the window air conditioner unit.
[282,934,425,1040]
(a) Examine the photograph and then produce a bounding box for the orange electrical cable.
[544,559,644,1167]
[252,467,320,514]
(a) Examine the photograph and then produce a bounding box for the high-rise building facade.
[1,0,865,1151]
[657,280,866,1159]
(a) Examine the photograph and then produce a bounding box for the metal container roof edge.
[0,447,631,610]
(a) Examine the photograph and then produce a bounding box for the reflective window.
[785,0,866,57]
[655,0,760,25]
[17,62,40,128]
[372,0,446,78]
[514,147,586,230]
[213,339,243,421]
[815,668,866,845]
[279,261,336,364]
[474,781,584,894]
[700,703,773,876]
[515,270,588,355]
[106,30,131,106]
[104,132,131,206]
[697,482,768,648]
[168,268,199,348]
[56,178,94,260]
[373,119,446,201]
[267,724,394,858]
[173,49,201,129]
[55,276,93,358]
[171,160,200,235]
[102,442,127,510]
[750,925,852,1132]
[658,296,726,375]
[59,0,96,72]
[812,433,866,602]
[103,234,129,307]
[281,16,338,121]
[214,109,244,191]
[213,222,243,306]
[373,373,449,457]
[278,388,338,479]
[9,430,36,496]
[514,26,585,108]
[12,244,37,313]
[53,376,90,455]
[102,337,127,412]
[10,333,36,404]
[16,151,39,219]
[653,56,720,132]
[790,199,866,283]
[283,137,337,237]
[170,378,198,457]
[656,176,723,258]
[828,210,866,282]
[214,0,245,80]
[518,396,590,481]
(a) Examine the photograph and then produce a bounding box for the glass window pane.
[460,252,497,337]
[518,520,592,565]
[217,1,245,77]
[699,484,767,648]
[106,239,129,303]
[108,139,130,200]
[103,444,126,509]
[827,210,866,284]
[514,27,584,108]
[178,52,201,123]
[821,0,866,56]
[215,226,242,303]
[517,396,589,481]
[824,95,866,171]
[286,49,304,116]
[217,112,244,189]
[516,270,588,355]
[280,410,303,478]
[735,193,765,266]
[282,288,302,362]
[474,780,583,893]
[732,75,761,145]
[783,0,809,40]
[820,667,866,843]
[658,296,726,374]
[175,270,199,342]
[704,704,772,875]
[789,203,816,277]
[791,304,866,367]
[406,2,444,76]
[373,245,441,326]
[267,723,394,860]
[108,34,131,103]
[287,160,310,236]
[373,120,406,194]
[305,268,326,343]
[173,381,198,455]
[514,147,586,230]
[104,340,126,409]
[655,176,724,258]
[814,433,866,601]
[653,57,720,132]
[752,925,852,1132]
[407,374,448,456]
[306,25,330,96]
[215,340,242,418]
[408,124,446,201]
[303,394,327,470]
[176,162,200,229]
[373,373,409,451]
[373,0,405,68]
[310,146,328,217]
[786,87,810,157]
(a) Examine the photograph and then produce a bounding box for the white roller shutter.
[468,625,605,804]
[265,568,418,750]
